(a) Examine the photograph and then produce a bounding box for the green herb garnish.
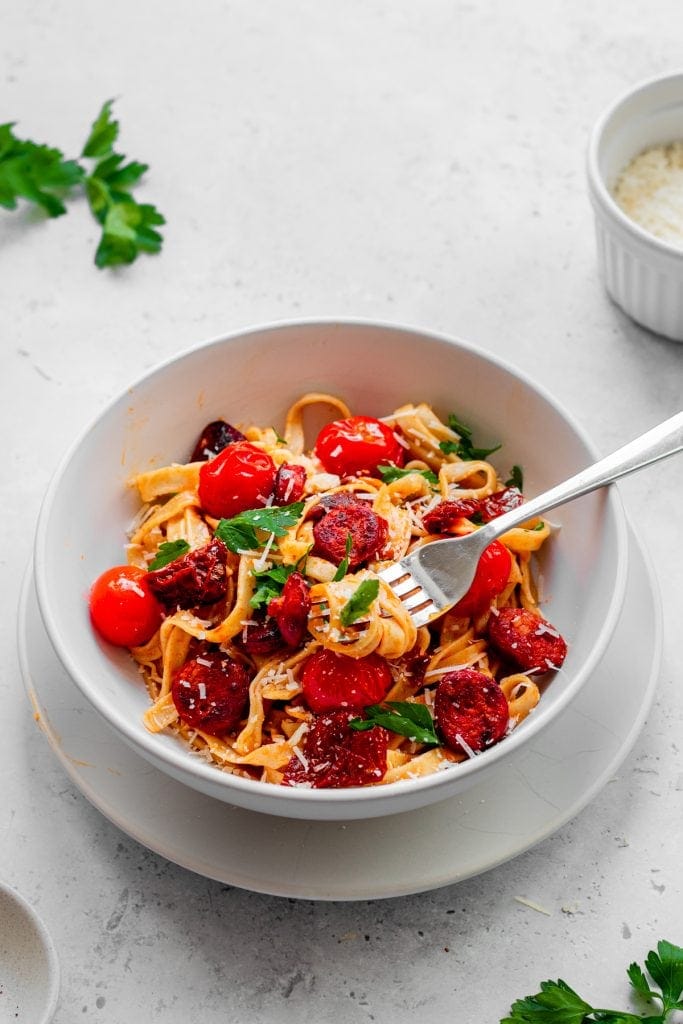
[439,413,501,461]
[250,563,298,610]
[0,124,84,216]
[350,701,439,745]
[506,464,524,490]
[148,539,190,570]
[215,502,305,554]
[339,578,379,627]
[0,100,164,268]
[377,463,439,487]
[332,534,353,582]
[501,939,683,1023]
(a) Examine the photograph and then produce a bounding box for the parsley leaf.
[250,562,297,610]
[82,100,165,268]
[332,534,353,582]
[215,502,305,554]
[502,940,683,1023]
[350,701,439,745]
[0,123,84,217]
[506,464,524,490]
[339,578,379,627]
[439,413,501,461]
[377,463,439,487]
[147,539,190,570]
[0,101,164,269]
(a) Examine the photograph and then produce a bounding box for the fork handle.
[479,410,683,543]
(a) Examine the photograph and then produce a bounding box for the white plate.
[18,524,660,901]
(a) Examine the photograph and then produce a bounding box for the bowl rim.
[0,879,60,1023]
[34,317,630,811]
[586,69,683,260]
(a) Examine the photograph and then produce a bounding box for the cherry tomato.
[301,649,393,713]
[198,441,276,519]
[314,415,405,477]
[89,565,163,647]
[450,540,512,618]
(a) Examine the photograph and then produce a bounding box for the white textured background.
[2,2,682,1021]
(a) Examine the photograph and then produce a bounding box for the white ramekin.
[587,71,683,342]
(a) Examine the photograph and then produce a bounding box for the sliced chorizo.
[312,504,388,568]
[487,607,567,672]
[433,668,509,755]
[171,651,250,735]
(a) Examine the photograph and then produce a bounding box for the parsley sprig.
[250,562,298,610]
[350,701,439,745]
[214,502,305,554]
[332,534,353,582]
[339,578,379,627]
[0,100,164,268]
[0,124,84,216]
[502,939,683,1023]
[440,413,501,461]
[82,100,164,268]
[148,539,190,570]
[377,464,439,487]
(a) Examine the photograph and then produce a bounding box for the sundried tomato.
[146,538,229,610]
[433,669,509,755]
[171,651,251,736]
[301,649,393,713]
[282,709,389,788]
[190,420,246,462]
[480,487,524,522]
[487,607,567,673]
[422,498,483,533]
[267,572,311,647]
[273,463,306,505]
[312,504,388,568]
[238,616,283,656]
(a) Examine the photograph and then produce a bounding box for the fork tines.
[377,564,439,627]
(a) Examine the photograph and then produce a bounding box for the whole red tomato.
[314,415,404,477]
[198,441,276,518]
[90,565,163,647]
[301,649,393,713]
[450,540,512,618]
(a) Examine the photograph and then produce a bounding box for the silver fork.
[378,411,683,627]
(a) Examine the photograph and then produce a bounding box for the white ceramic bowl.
[587,71,683,341]
[34,320,628,820]
[0,881,59,1024]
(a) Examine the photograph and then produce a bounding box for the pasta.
[90,394,568,789]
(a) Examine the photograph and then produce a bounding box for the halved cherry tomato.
[314,415,404,477]
[89,565,163,647]
[301,649,393,713]
[198,440,276,519]
[450,540,512,618]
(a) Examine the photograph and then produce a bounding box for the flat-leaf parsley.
[0,100,164,268]
[502,939,683,1023]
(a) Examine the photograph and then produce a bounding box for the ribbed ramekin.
[587,71,683,342]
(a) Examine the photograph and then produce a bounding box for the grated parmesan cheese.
[612,141,683,246]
